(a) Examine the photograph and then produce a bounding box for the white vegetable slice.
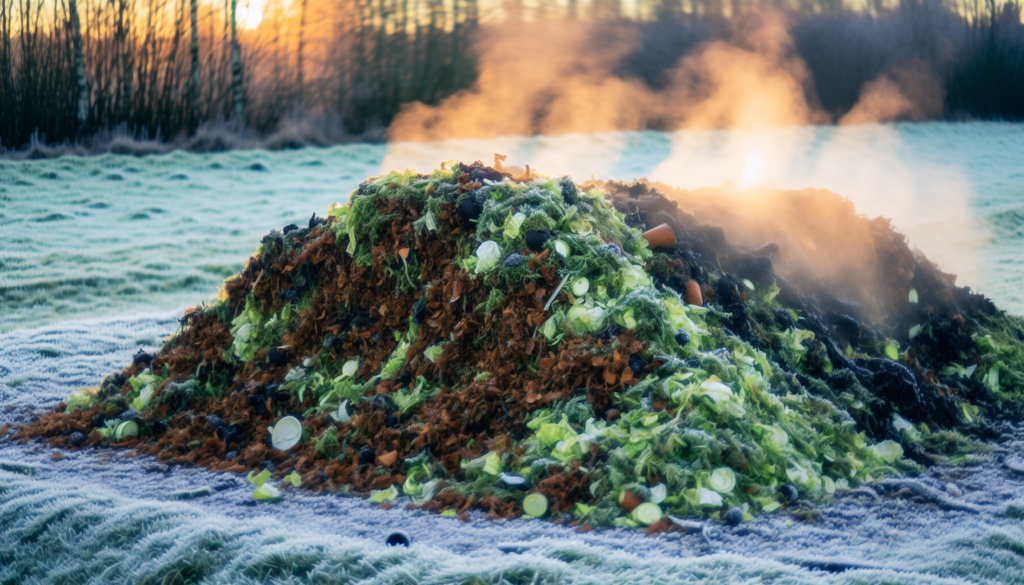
[114,420,139,441]
[271,416,303,451]
[571,278,590,296]
[342,359,360,377]
[649,483,667,504]
[475,241,502,273]
[631,502,663,526]
[710,467,736,493]
[697,487,723,507]
[331,400,351,424]
[523,493,549,517]
[823,476,836,494]
[254,483,282,501]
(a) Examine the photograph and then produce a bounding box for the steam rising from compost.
[387,11,824,141]
[383,124,988,302]
[381,9,984,299]
[386,9,944,142]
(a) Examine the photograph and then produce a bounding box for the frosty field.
[1,121,1024,584]
[2,122,1022,332]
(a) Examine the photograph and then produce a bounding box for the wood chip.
[376,450,398,467]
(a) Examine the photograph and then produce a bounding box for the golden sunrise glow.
[236,0,264,29]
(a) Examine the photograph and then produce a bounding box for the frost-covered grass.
[2,123,1024,582]
[0,147,381,331]
[2,123,1021,334]
[3,316,1024,584]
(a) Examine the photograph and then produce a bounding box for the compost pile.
[19,160,1024,531]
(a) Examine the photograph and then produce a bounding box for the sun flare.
[236,1,263,29]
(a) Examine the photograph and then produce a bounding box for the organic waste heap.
[20,160,1024,531]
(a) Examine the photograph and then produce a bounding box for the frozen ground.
[2,314,1024,584]
[1,122,1022,332]
[1,122,1024,583]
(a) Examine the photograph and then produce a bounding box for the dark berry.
[503,252,526,268]
[69,431,87,447]
[385,531,411,547]
[525,230,552,252]
[458,198,482,222]
[248,394,268,416]
[675,329,691,347]
[358,448,376,465]
[385,415,401,429]
[217,424,244,446]
[726,506,744,526]
[628,356,645,376]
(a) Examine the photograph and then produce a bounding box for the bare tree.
[67,0,87,129]
[229,0,244,120]
[114,0,131,118]
[189,0,199,125]
[296,0,307,106]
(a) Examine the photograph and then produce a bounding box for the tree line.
[0,0,1021,151]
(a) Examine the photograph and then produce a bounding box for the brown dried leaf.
[376,450,398,467]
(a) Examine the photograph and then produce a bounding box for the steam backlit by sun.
[739,145,766,187]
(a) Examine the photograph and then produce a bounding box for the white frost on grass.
[2,316,1024,583]
[2,123,1022,333]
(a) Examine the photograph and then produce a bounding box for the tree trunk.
[115,0,131,119]
[229,0,244,120]
[296,0,307,106]
[0,0,11,130]
[67,0,88,129]
[189,0,200,126]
